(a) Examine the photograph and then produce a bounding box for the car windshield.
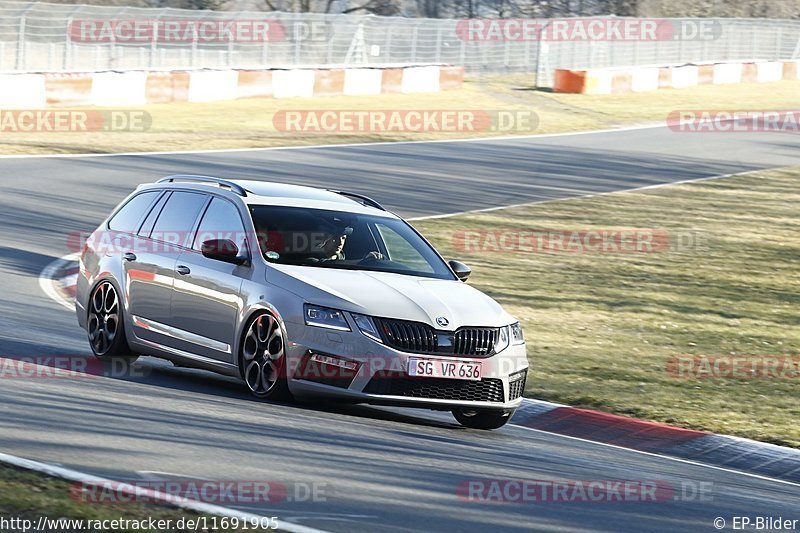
[249,205,455,280]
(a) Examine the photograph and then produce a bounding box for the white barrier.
[585,70,613,95]
[188,70,239,103]
[671,65,699,89]
[343,69,383,96]
[757,61,784,83]
[272,69,316,99]
[90,71,147,106]
[631,67,660,92]
[401,66,441,94]
[713,63,743,84]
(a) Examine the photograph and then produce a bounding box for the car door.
[170,195,250,365]
[126,190,209,348]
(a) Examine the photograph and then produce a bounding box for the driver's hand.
[362,251,385,261]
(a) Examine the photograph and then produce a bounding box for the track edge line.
[0,452,332,533]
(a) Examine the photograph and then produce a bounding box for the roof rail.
[328,190,386,211]
[157,175,247,197]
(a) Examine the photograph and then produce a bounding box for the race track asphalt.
[0,126,798,532]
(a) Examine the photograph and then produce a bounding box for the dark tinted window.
[249,205,454,280]
[149,192,208,247]
[193,198,248,252]
[107,191,159,233]
[138,192,169,237]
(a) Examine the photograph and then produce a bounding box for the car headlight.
[495,322,524,353]
[495,326,510,353]
[510,322,525,345]
[351,313,383,343]
[304,304,350,331]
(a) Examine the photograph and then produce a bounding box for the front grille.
[373,318,499,357]
[453,328,497,356]
[509,370,527,400]
[374,318,438,353]
[364,371,505,403]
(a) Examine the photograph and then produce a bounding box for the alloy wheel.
[242,314,285,398]
[87,281,119,357]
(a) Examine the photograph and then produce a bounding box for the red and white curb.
[513,400,800,484]
[39,253,80,311]
[39,255,800,485]
[0,452,330,533]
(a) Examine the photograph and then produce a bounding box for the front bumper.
[283,320,528,411]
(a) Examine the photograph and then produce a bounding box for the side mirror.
[201,239,248,266]
[448,260,471,282]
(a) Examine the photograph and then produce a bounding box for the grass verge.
[414,167,800,448]
[0,78,798,155]
[0,462,275,532]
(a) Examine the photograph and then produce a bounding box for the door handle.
[176,265,191,275]
[123,252,137,262]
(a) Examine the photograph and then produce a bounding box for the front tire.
[87,281,138,364]
[452,408,515,430]
[240,312,292,401]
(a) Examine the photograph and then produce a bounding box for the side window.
[192,197,248,253]
[107,191,160,233]
[138,192,169,237]
[375,223,435,273]
[149,192,208,248]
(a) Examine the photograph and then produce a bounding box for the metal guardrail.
[1,0,799,86]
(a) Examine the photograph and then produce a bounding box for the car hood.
[268,264,515,329]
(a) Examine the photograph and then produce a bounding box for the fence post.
[15,14,27,70]
[524,25,531,72]
[435,22,442,63]
[63,6,83,71]
[752,25,759,59]
[504,31,510,68]
[411,24,418,63]
[533,20,547,88]
[227,16,236,67]
[294,14,301,64]
[109,7,129,70]
[460,32,466,70]
[152,9,164,68]
[64,17,73,70]
[384,23,393,64]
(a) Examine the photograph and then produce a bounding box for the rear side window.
[149,192,208,247]
[138,192,169,237]
[192,197,248,252]
[107,191,160,233]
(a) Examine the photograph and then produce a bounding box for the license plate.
[408,358,482,381]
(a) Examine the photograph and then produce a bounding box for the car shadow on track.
[2,351,461,431]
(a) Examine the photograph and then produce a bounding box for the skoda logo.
[436,316,449,327]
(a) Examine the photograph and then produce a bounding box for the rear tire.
[452,408,515,430]
[87,281,138,364]
[240,312,292,401]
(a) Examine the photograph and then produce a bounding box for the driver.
[315,226,352,261]
[311,223,385,263]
